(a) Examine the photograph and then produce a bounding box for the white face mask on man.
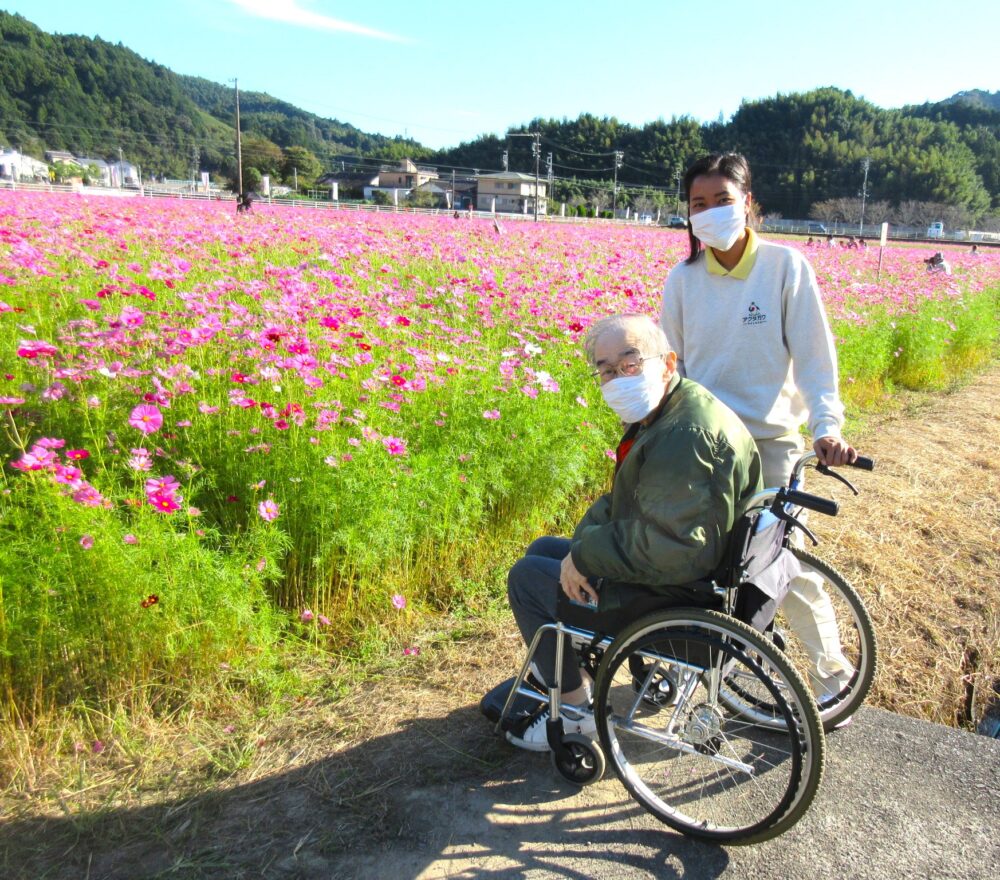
[600,359,667,423]
[689,201,747,251]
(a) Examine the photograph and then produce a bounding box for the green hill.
[0,11,429,184]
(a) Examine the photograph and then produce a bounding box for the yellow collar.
[705,228,758,279]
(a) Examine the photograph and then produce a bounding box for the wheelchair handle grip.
[782,489,839,517]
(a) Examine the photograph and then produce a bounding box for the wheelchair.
[488,477,852,844]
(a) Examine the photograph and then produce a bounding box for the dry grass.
[812,369,1000,728]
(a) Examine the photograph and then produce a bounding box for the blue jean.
[507,537,724,693]
[507,536,584,691]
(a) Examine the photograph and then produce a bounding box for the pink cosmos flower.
[16,339,58,359]
[54,464,83,485]
[66,449,90,460]
[300,608,314,622]
[482,409,501,420]
[258,498,280,522]
[123,534,138,545]
[318,615,331,626]
[72,484,106,507]
[129,403,163,435]
[128,448,153,471]
[391,594,406,610]
[403,646,421,656]
[148,491,181,514]
[79,534,94,550]
[145,475,180,496]
[382,436,407,456]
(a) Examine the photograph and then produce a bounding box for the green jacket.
[571,376,762,611]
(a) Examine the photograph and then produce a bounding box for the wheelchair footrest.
[480,676,544,729]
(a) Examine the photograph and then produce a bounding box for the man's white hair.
[584,313,672,365]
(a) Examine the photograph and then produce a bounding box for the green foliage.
[834,285,1000,406]
[280,146,321,188]
[0,474,286,720]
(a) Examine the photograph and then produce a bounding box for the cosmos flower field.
[1,191,998,716]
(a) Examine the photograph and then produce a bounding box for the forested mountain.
[1,9,997,222]
[433,88,1000,221]
[0,11,428,184]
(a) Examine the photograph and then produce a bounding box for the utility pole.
[611,151,624,217]
[506,131,541,221]
[451,168,455,209]
[117,146,124,187]
[545,152,553,206]
[501,149,508,172]
[231,78,243,195]
[859,157,871,236]
[674,168,682,214]
[532,134,541,221]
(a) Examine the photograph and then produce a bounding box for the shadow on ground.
[0,703,731,880]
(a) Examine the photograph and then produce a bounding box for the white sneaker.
[506,704,597,752]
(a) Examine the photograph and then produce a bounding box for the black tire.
[551,734,606,785]
[782,549,878,731]
[594,609,824,844]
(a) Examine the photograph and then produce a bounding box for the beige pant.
[756,436,854,690]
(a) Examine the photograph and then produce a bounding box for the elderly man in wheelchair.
[485,313,832,843]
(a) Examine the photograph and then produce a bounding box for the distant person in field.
[236,192,254,214]
[660,151,858,704]
[924,251,952,275]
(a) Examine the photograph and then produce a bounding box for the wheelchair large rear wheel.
[726,550,877,732]
[594,609,824,845]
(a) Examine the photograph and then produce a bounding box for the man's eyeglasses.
[592,352,662,383]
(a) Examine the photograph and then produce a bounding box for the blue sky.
[4,0,999,149]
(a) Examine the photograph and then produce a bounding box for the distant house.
[44,150,76,164]
[109,159,140,187]
[0,148,49,181]
[476,171,547,215]
[316,169,380,200]
[73,156,113,186]
[409,180,451,208]
[378,158,438,190]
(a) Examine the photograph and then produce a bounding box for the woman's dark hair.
[681,152,759,264]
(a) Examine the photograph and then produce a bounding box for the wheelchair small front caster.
[551,734,606,785]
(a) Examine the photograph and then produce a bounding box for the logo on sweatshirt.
[742,301,768,326]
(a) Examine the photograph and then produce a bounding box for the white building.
[73,156,113,186]
[0,148,49,181]
[476,171,547,215]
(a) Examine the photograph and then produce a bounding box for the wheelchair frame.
[495,477,843,843]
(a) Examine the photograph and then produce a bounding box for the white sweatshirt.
[660,237,844,442]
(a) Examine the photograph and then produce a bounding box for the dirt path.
[4,368,1000,879]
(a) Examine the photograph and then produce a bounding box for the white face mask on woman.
[600,360,667,423]
[689,201,746,251]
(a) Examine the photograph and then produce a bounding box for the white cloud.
[227,0,407,43]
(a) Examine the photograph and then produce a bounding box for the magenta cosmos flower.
[129,404,163,435]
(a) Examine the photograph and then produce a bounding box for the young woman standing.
[660,152,857,703]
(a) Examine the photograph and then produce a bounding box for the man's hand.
[560,553,599,606]
[813,435,857,467]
